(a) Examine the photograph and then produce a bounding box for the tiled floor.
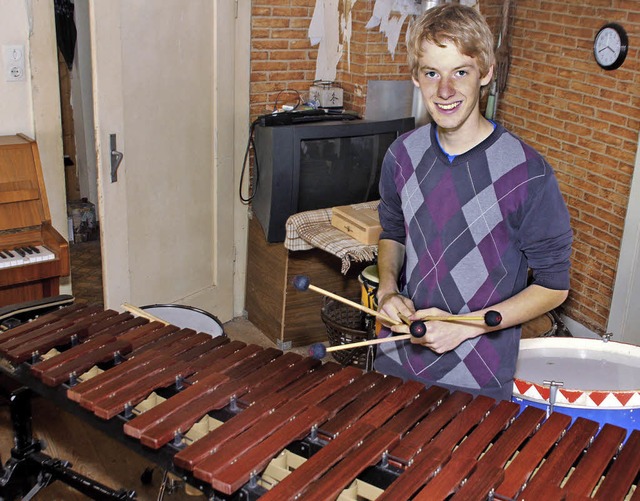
[69,239,104,307]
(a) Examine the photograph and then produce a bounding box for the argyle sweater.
[375,122,573,400]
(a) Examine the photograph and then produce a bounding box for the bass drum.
[141,304,224,338]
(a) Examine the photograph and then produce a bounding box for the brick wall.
[482,0,640,334]
[250,0,410,118]
[249,0,640,335]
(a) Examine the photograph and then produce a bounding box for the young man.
[375,4,573,400]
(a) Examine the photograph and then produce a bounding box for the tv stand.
[245,217,367,349]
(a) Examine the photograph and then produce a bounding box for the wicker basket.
[320,297,376,368]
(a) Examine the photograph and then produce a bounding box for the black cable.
[239,118,261,205]
[273,89,302,112]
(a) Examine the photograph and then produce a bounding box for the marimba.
[0,303,638,500]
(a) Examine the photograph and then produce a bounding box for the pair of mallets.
[292,275,502,360]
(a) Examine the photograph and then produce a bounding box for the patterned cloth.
[284,202,379,274]
[375,122,573,401]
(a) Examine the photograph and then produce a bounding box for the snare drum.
[512,337,640,434]
[141,304,224,338]
[358,265,379,310]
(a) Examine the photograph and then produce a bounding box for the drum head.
[514,337,640,408]
[141,304,224,338]
[360,265,379,284]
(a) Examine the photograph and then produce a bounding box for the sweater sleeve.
[519,161,573,290]
[378,144,407,244]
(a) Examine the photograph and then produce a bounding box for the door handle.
[110,133,124,183]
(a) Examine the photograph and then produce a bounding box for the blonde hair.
[408,4,495,81]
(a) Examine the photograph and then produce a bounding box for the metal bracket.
[543,379,564,417]
[110,134,124,183]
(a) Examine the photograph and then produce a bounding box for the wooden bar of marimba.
[0,303,638,501]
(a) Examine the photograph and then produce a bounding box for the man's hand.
[408,307,487,353]
[377,292,414,333]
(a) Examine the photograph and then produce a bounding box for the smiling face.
[413,40,493,141]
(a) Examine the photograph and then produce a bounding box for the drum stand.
[0,384,136,501]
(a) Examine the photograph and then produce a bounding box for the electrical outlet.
[4,45,25,82]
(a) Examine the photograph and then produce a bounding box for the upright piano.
[0,134,70,307]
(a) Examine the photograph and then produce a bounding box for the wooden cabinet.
[245,216,368,349]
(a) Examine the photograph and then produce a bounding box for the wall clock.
[593,23,628,70]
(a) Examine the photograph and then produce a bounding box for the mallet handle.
[122,303,170,325]
[307,284,401,326]
[325,334,412,352]
[417,315,486,322]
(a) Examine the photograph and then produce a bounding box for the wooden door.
[89,0,245,321]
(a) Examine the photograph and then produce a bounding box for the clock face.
[594,23,628,70]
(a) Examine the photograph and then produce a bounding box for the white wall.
[0,1,34,136]
[70,0,98,215]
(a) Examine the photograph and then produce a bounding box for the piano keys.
[0,245,56,268]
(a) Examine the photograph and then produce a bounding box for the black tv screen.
[252,117,415,242]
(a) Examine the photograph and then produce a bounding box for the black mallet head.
[409,320,427,338]
[484,310,502,327]
[292,275,311,292]
[308,343,327,360]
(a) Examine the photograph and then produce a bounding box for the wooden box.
[245,217,367,349]
[331,205,382,245]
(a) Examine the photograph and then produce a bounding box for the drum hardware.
[123,402,134,420]
[602,332,613,342]
[542,380,564,417]
[0,385,136,500]
[172,431,185,448]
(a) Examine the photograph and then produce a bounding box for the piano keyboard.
[0,246,55,269]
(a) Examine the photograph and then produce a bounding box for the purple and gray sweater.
[375,122,573,400]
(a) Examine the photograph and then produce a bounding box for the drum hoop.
[141,303,225,334]
[515,337,640,409]
[359,265,379,284]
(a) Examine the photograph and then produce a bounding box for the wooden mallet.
[308,308,502,360]
[122,303,170,325]
[291,274,402,326]
[292,275,502,359]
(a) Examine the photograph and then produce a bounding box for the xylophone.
[0,303,638,500]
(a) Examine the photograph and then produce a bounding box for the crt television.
[252,116,415,242]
